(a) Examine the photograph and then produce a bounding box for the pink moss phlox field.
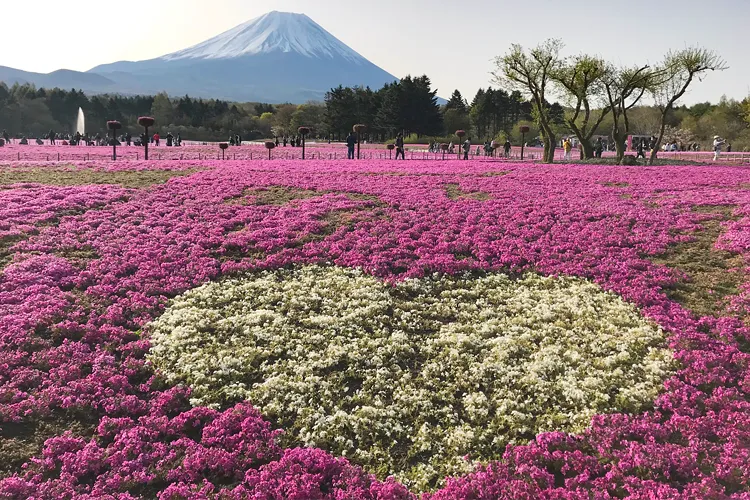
[2,143,748,164]
[0,161,749,498]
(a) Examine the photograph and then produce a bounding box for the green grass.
[0,168,197,189]
[651,205,744,319]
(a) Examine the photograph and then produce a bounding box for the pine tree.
[445,90,468,114]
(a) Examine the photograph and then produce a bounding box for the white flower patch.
[147,266,675,490]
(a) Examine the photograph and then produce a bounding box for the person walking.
[596,138,603,157]
[49,130,55,145]
[713,136,726,161]
[562,138,573,162]
[346,131,357,159]
[462,137,471,160]
[154,133,160,147]
[395,133,405,160]
[636,140,646,159]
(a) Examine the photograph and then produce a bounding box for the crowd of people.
[0,129,184,148]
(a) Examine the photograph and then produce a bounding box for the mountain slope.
[0,12,397,103]
[0,66,117,92]
[86,11,397,102]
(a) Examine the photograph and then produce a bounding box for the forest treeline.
[0,76,748,149]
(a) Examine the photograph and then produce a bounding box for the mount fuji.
[0,12,398,103]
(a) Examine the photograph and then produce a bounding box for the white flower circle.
[147,266,675,490]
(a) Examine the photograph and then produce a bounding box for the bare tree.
[552,55,609,159]
[493,39,563,163]
[648,47,727,164]
[602,65,659,163]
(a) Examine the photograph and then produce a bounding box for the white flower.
[147,265,675,490]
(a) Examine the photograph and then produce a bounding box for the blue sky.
[2,0,747,104]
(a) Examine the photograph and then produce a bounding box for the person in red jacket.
[153,133,160,147]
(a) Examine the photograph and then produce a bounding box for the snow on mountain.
[161,11,365,64]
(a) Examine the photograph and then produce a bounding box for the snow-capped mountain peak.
[161,11,365,63]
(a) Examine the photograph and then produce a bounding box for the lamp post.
[138,116,155,160]
[520,125,530,160]
[297,127,310,159]
[455,130,466,160]
[107,121,121,161]
[219,142,229,160]
[386,143,394,159]
[353,124,366,159]
[265,141,276,160]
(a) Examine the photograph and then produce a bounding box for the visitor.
[713,136,725,161]
[594,138,603,158]
[275,136,279,147]
[36,138,44,145]
[166,132,173,147]
[563,138,572,162]
[283,136,287,147]
[154,133,160,147]
[504,140,512,158]
[346,131,356,159]
[636,140,646,159]
[125,132,132,146]
[229,135,236,146]
[448,141,454,154]
[19,136,28,145]
[49,130,55,145]
[236,134,242,146]
[2,130,9,144]
[395,133,405,160]
[476,145,482,156]
[177,133,182,146]
[727,143,732,153]
[462,137,471,160]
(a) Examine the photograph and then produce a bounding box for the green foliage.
[325,75,442,140]
[469,88,529,141]
[445,89,468,113]
[0,82,278,141]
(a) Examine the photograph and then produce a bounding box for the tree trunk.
[543,132,556,163]
[648,115,668,165]
[540,120,556,163]
[614,133,626,163]
[581,141,594,160]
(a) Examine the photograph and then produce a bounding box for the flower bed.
[148,266,673,489]
[0,160,748,498]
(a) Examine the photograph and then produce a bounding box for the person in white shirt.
[713,136,725,161]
